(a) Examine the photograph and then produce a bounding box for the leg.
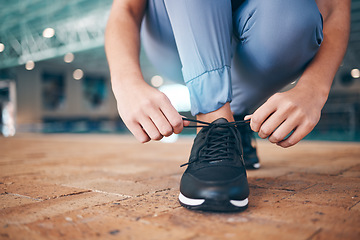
[142,0,235,120]
[230,0,323,115]
[142,0,235,124]
[141,0,183,82]
[144,0,249,212]
[142,1,234,123]
[161,0,233,116]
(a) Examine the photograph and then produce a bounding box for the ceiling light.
[64,53,74,63]
[43,28,55,38]
[0,43,4,52]
[351,68,360,79]
[25,60,35,70]
[73,69,84,80]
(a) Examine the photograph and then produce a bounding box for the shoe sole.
[178,192,248,212]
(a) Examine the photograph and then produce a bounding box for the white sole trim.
[179,193,248,208]
[179,193,205,206]
[230,198,248,207]
[253,163,261,169]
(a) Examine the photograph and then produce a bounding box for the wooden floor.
[0,134,359,240]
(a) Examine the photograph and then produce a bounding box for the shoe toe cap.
[180,171,249,201]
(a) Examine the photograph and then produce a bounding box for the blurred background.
[0,0,359,141]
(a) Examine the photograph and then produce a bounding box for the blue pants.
[141,0,323,115]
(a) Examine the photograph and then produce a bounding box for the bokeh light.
[73,69,84,80]
[351,68,360,78]
[151,75,164,87]
[64,53,74,63]
[159,84,191,112]
[25,60,35,70]
[42,28,55,38]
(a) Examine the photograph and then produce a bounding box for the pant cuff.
[186,66,232,115]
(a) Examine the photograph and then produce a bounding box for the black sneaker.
[234,115,260,170]
[179,118,249,212]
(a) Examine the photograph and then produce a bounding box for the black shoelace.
[180,118,249,167]
[238,122,256,152]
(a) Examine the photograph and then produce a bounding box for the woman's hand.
[113,81,189,143]
[245,0,350,148]
[245,85,327,148]
[106,0,189,143]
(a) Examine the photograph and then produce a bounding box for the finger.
[244,115,252,121]
[267,117,298,144]
[159,99,184,134]
[250,102,277,132]
[183,120,190,127]
[127,121,151,143]
[148,108,174,137]
[139,117,163,141]
[181,116,191,127]
[277,123,312,148]
[258,111,287,139]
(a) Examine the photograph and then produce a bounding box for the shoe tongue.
[198,118,230,135]
[211,118,229,124]
[209,118,230,133]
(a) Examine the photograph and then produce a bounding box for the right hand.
[113,81,189,143]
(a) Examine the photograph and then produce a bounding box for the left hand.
[245,85,327,148]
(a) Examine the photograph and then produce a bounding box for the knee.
[240,0,323,73]
[263,0,323,50]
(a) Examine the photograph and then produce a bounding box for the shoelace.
[239,123,256,152]
[180,118,249,167]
